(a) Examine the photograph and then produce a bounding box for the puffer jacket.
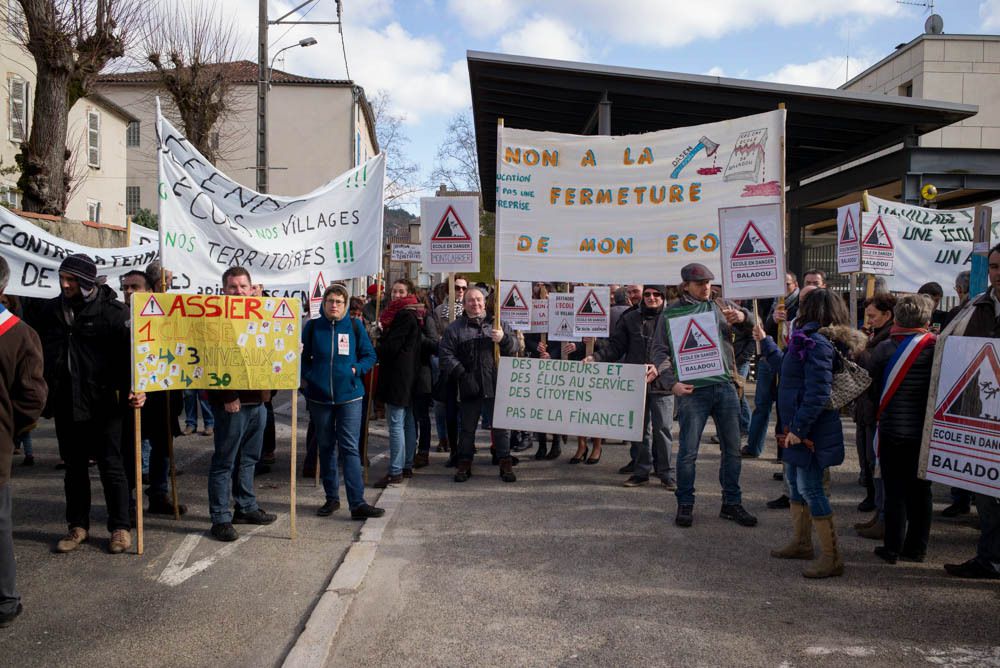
[438,314,519,400]
[863,330,936,441]
[301,313,377,405]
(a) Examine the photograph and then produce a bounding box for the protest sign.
[836,203,862,273]
[495,110,784,283]
[420,197,479,272]
[391,243,422,262]
[157,107,384,299]
[573,286,610,337]
[718,203,784,299]
[499,281,532,330]
[860,212,897,275]
[131,293,302,393]
[493,357,646,440]
[974,205,992,256]
[307,270,333,319]
[547,293,580,342]
[529,298,548,334]
[866,195,1000,293]
[921,337,1000,496]
[667,302,728,385]
[0,207,159,298]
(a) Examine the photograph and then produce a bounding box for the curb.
[281,481,405,668]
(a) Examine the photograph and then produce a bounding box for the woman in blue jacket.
[754,289,862,578]
[301,284,383,520]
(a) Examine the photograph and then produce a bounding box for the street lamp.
[269,37,318,86]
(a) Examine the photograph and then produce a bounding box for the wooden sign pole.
[290,389,298,540]
[776,102,787,349]
[134,408,144,555]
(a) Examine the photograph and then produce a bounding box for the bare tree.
[142,0,244,162]
[429,112,480,197]
[15,0,146,215]
[370,90,420,205]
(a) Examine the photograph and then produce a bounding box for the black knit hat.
[59,253,97,289]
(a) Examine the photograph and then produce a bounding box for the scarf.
[380,294,418,329]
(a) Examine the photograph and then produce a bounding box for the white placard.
[572,285,610,337]
[836,202,862,273]
[547,293,580,342]
[668,310,726,381]
[860,212,898,276]
[308,270,333,319]
[493,357,647,440]
[923,337,1000,496]
[718,203,785,299]
[391,243,422,262]
[528,298,548,334]
[499,280,533,330]
[495,110,784,283]
[420,196,479,272]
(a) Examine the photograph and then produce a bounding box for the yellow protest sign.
[131,293,302,392]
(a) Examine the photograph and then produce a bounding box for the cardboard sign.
[836,203,862,273]
[667,302,728,385]
[974,205,993,256]
[131,293,302,392]
[547,293,580,342]
[718,203,785,299]
[922,337,1000,496]
[499,281,533,330]
[573,286,610,337]
[420,197,479,272]
[528,298,549,334]
[391,243,422,262]
[860,212,897,276]
[493,357,646,440]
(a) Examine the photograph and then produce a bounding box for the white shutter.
[87,110,100,168]
[9,76,25,142]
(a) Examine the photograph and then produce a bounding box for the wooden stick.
[777,102,788,351]
[849,272,859,329]
[494,278,501,366]
[865,274,876,299]
[134,407,144,555]
[360,273,383,485]
[752,299,761,355]
[290,389,298,540]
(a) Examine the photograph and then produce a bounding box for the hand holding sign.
[672,382,695,396]
[722,306,745,325]
[752,320,766,342]
[490,329,504,344]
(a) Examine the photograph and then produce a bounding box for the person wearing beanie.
[35,253,145,555]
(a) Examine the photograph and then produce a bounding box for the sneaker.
[623,475,649,488]
[109,529,132,554]
[317,500,341,517]
[618,462,635,475]
[941,502,971,518]
[202,427,214,437]
[660,478,677,491]
[0,602,23,628]
[210,522,239,542]
[943,558,1000,580]
[233,508,277,525]
[720,504,758,527]
[147,496,187,516]
[373,473,403,488]
[766,494,790,509]
[350,503,386,520]
[675,504,694,527]
[55,527,88,553]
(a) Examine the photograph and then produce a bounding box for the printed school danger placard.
[836,203,862,273]
[573,286,610,337]
[923,337,1000,496]
[499,281,532,330]
[548,293,580,342]
[860,212,897,275]
[308,270,330,319]
[420,196,480,272]
[667,304,727,384]
[718,203,785,300]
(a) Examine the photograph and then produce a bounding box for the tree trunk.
[17,58,72,215]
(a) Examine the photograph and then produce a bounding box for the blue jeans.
[785,460,832,517]
[386,403,416,474]
[184,390,214,429]
[746,358,776,456]
[14,431,32,457]
[675,383,743,506]
[634,393,674,481]
[308,399,366,509]
[208,404,265,524]
[737,361,751,435]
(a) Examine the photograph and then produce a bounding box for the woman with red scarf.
[373,279,427,487]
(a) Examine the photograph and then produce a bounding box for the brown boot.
[856,519,884,540]
[454,460,472,482]
[108,529,132,555]
[413,452,430,469]
[803,515,844,578]
[499,457,516,483]
[771,501,814,560]
[853,512,879,531]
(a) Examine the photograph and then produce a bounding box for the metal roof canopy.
[468,50,976,212]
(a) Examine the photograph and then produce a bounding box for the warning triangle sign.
[576,289,607,316]
[272,299,295,319]
[140,294,165,317]
[311,272,326,300]
[862,216,894,249]
[432,206,471,241]
[679,319,716,353]
[556,318,573,335]
[934,345,1000,431]
[502,285,529,311]
[840,211,858,243]
[731,221,775,259]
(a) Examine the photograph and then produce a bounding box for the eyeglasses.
[643,291,663,298]
[325,298,346,305]
[454,285,468,292]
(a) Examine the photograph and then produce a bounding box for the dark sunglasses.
[643,291,663,298]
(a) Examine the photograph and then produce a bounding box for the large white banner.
[867,195,1000,293]
[0,207,158,297]
[718,203,785,300]
[158,109,384,299]
[493,357,646,440]
[496,110,784,283]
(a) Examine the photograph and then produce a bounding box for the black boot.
[534,435,548,460]
[544,439,562,460]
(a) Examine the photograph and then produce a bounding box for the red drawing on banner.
[679,319,717,353]
[140,295,166,317]
[431,206,471,241]
[862,216,894,249]
[731,221,775,259]
[934,345,1000,431]
[502,285,529,311]
[272,299,295,319]
[575,289,607,316]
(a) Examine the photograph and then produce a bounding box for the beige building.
[96,60,379,218]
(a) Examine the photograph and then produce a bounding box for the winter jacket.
[0,305,46,486]
[36,284,130,422]
[302,313,377,405]
[376,307,425,407]
[862,331,936,441]
[853,320,894,426]
[438,314,519,400]
[593,303,667,393]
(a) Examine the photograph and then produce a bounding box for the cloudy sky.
[217,0,997,207]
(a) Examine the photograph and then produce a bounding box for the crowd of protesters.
[2,248,999,629]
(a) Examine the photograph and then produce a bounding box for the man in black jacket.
[36,254,144,555]
[438,288,519,482]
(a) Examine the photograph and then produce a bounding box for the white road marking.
[157,518,280,587]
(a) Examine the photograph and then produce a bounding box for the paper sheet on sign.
[573,286,610,337]
[836,203,862,273]
[547,293,580,342]
[528,298,548,334]
[860,212,897,276]
[420,197,479,272]
[499,281,533,330]
[131,293,302,392]
[718,203,785,300]
[667,303,728,385]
